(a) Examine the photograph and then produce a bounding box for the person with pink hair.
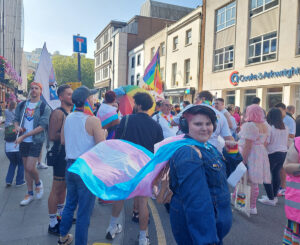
[238,104,271,214]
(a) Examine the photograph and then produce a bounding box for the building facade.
[203,0,300,114]
[165,7,202,104]
[128,44,144,86]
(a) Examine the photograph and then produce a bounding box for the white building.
[128,44,144,86]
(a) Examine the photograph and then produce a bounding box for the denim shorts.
[20,142,43,158]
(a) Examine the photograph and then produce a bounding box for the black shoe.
[48,223,60,236]
[131,211,150,224]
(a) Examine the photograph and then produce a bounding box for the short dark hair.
[275,102,286,110]
[216,98,224,103]
[267,108,285,130]
[57,84,71,97]
[156,100,162,107]
[197,91,213,102]
[174,104,180,109]
[251,97,261,104]
[183,105,217,132]
[105,91,116,103]
[183,101,190,106]
[226,104,234,113]
[133,92,153,111]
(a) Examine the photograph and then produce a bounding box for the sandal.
[58,234,73,245]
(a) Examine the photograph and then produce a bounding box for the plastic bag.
[234,174,251,217]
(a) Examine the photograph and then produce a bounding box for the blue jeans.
[5,151,25,185]
[59,160,95,245]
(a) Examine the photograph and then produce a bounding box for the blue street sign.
[73,35,87,53]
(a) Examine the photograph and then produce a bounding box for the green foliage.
[52,54,95,88]
[27,73,35,92]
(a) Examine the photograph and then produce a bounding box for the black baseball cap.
[72,86,98,107]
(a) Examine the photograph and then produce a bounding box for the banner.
[34,43,60,110]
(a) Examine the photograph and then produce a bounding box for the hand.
[103,129,108,139]
[15,135,25,145]
[15,126,24,134]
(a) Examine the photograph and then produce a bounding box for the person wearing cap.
[14,82,51,206]
[58,86,106,245]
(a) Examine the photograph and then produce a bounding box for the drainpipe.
[199,0,206,92]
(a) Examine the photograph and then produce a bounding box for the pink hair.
[245,104,265,123]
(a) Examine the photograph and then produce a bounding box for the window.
[248,32,277,64]
[131,57,135,68]
[102,48,109,62]
[131,75,134,85]
[244,89,257,107]
[216,1,236,32]
[160,42,165,56]
[267,87,282,111]
[136,74,140,86]
[104,32,109,44]
[96,55,100,66]
[184,59,190,85]
[186,29,192,45]
[151,47,155,58]
[226,91,236,105]
[95,70,100,81]
[250,0,279,16]
[297,5,300,55]
[173,36,178,50]
[160,67,164,81]
[103,66,109,79]
[137,54,141,66]
[96,40,100,50]
[214,45,234,71]
[172,63,177,86]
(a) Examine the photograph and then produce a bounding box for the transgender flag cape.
[68,135,210,200]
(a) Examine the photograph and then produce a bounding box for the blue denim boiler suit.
[169,144,232,245]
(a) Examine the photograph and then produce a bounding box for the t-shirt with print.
[23,102,38,143]
[152,112,178,139]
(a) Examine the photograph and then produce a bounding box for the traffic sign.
[73,35,87,53]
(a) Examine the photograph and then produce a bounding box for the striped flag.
[143,48,163,94]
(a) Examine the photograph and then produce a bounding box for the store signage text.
[229,67,300,86]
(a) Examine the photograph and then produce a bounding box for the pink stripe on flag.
[81,152,132,187]
[99,111,117,121]
[154,135,184,153]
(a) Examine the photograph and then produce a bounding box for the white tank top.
[64,112,95,159]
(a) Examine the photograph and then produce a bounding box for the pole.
[77,52,81,83]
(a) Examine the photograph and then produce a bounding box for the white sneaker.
[37,162,48,169]
[258,197,277,206]
[277,188,285,196]
[35,180,44,199]
[250,208,257,215]
[20,195,34,206]
[260,195,278,204]
[139,237,150,245]
[105,224,122,240]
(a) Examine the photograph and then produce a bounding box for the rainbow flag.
[68,135,213,200]
[143,49,163,94]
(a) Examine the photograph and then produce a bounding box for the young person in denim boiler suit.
[168,105,232,245]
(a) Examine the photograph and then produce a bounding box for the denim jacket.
[169,143,232,245]
[14,100,51,144]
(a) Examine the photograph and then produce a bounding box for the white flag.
[34,43,60,110]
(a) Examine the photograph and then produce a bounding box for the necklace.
[160,112,173,128]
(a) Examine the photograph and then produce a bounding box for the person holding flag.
[14,82,51,206]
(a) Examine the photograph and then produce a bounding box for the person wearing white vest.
[58,86,106,245]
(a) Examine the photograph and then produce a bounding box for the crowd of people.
[2,81,300,245]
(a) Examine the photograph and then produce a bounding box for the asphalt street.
[0,126,287,245]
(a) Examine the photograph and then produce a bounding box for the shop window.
[216,1,236,32]
[186,29,192,45]
[173,36,178,50]
[184,59,191,85]
[214,45,234,71]
[131,75,134,85]
[250,0,279,17]
[226,90,236,105]
[244,89,256,107]
[295,86,300,115]
[160,42,165,56]
[131,56,135,68]
[266,87,282,111]
[248,32,277,64]
[172,63,177,86]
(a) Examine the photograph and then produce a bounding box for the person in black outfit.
[106,92,163,245]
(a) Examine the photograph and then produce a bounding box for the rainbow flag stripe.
[143,49,163,94]
[68,136,212,200]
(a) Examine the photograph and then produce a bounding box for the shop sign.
[229,67,300,86]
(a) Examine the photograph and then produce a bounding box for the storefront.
[164,87,195,104]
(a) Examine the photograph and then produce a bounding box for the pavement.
[0,126,288,245]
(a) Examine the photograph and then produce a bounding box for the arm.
[60,118,66,145]
[48,110,64,141]
[283,144,300,176]
[172,147,219,244]
[87,116,106,144]
[38,104,51,130]
[241,139,253,165]
[224,111,233,129]
[15,126,44,144]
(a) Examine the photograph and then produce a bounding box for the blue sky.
[23,0,201,58]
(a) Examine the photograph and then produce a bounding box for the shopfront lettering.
[229,67,300,86]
